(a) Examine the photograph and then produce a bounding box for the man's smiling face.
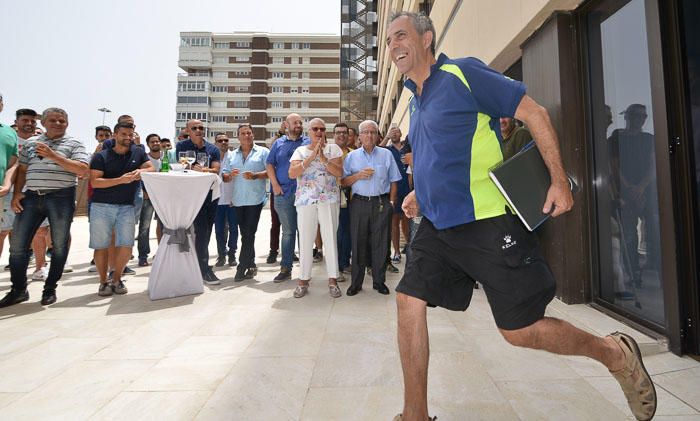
[387,15,431,78]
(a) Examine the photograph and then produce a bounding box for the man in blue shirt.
[222,124,269,281]
[176,119,221,285]
[386,12,655,421]
[265,113,309,281]
[341,120,401,296]
[90,123,153,297]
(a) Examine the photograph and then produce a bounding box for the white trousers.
[297,201,340,280]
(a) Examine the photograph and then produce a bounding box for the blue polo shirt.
[266,135,309,198]
[175,138,221,168]
[90,144,149,205]
[405,53,526,229]
[343,146,401,196]
[222,145,270,206]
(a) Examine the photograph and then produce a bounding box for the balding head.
[286,113,303,140]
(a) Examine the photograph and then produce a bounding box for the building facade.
[377,0,700,356]
[176,32,340,146]
[340,0,378,130]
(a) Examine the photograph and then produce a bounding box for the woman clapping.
[288,118,344,298]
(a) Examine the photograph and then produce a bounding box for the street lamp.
[97,107,112,125]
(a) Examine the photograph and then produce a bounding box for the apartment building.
[176,32,340,146]
[377,0,700,356]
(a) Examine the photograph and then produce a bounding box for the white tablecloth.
[141,171,221,300]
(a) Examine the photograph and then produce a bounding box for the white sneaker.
[63,265,74,273]
[31,267,49,281]
[88,265,98,273]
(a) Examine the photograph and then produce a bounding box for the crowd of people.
[0,9,657,421]
[0,95,420,305]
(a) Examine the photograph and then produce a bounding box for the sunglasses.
[216,139,229,143]
[191,126,205,131]
[310,127,326,132]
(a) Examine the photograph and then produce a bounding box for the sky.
[0,0,340,151]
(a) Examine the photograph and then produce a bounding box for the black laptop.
[488,141,577,231]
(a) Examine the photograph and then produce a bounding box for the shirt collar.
[360,146,377,157]
[404,53,449,94]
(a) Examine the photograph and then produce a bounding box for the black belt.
[352,193,388,201]
[26,186,75,196]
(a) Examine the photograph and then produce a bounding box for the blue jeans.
[137,198,155,259]
[337,206,351,269]
[133,184,143,224]
[214,205,238,258]
[9,187,76,292]
[272,193,297,269]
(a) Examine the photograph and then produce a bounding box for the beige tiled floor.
[0,213,698,420]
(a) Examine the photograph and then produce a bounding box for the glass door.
[586,0,667,328]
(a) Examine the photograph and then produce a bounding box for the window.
[234,115,248,120]
[231,101,248,108]
[302,87,309,94]
[236,41,251,48]
[302,72,310,79]
[272,72,284,79]
[289,102,298,109]
[177,96,209,104]
[176,112,208,122]
[212,85,228,93]
[232,71,250,77]
[213,71,228,78]
[303,57,310,64]
[211,115,227,122]
[234,85,249,92]
[272,57,285,64]
[268,130,277,138]
[180,36,211,47]
[178,81,206,92]
[272,86,283,93]
[188,70,209,76]
[291,72,299,79]
[271,116,284,123]
[271,101,283,108]
[272,42,284,49]
[213,56,228,64]
[235,56,250,62]
[303,43,311,49]
[290,87,298,94]
[212,101,227,108]
[301,102,309,109]
[214,42,229,49]
[291,42,299,49]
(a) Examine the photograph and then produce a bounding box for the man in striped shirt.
[0,107,89,307]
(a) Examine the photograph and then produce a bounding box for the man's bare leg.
[31,227,49,273]
[397,292,430,421]
[0,231,9,258]
[107,233,116,271]
[112,246,132,283]
[499,317,625,371]
[94,248,109,282]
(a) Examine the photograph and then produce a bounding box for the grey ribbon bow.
[162,225,195,252]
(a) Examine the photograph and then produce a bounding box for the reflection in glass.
[681,0,700,284]
[588,0,665,325]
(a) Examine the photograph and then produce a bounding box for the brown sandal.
[609,332,657,421]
